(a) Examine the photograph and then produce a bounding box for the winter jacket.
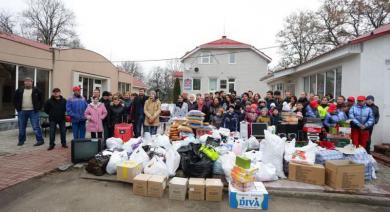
[270,115,281,126]
[85,103,108,132]
[187,101,198,111]
[144,98,161,127]
[108,104,126,127]
[66,95,88,122]
[323,111,347,128]
[199,104,210,123]
[132,95,148,116]
[212,115,224,129]
[256,115,270,125]
[367,104,380,125]
[99,98,111,124]
[173,102,188,118]
[317,105,329,120]
[305,105,319,118]
[349,104,375,129]
[223,112,239,132]
[14,87,44,112]
[44,96,67,122]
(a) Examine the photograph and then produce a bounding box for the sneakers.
[47,145,55,151]
[34,142,44,146]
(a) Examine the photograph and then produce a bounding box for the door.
[383,62,390,143]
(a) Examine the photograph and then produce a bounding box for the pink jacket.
[84,103,108,132]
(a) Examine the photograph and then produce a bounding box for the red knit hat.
[347,96,355,102]
[250,104,258,110]
[310,100,319,109]
[328,104,337,113]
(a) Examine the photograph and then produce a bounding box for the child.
[223,105,239,132]
[256,108,270,125]
[270,108,281,126]
[85,96,108,139]
[323,103,347,132]
[268,103,276,116]
[212,108,224,129]
[245,104,258,123]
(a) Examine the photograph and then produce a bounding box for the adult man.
[284,91,292,103]
[44,88,67,150]
[182,92,189,103]
[132,88,148,137]
[100,91,111,139]
[273,90,283,112]
[349,96,374,148]
[66,86,88,139]
[230,90,237,100]
[366,95,380,153]
[87,88,101,104]
[14,77,45,146]
[265,90,274,109]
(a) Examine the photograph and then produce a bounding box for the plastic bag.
[86,152,111,176]
[232,139,248,156]
[221,151,236,179]
[122,141,134,155]
[106,137,123,150]
[129,146,150,168]
[165,148,181,176]
[154,134,171,149]
[177,143,214,178]
[261,130,286,178]
[143,132,152,145]
[143,156,169,177]
[248,136,260,150]
[218,128,231,137]
[106,150,128,174]
[290,141,317,165]
[254,162,278,182]
[244,150,262,163]
[199,134,209,144]
[284,139,296,162]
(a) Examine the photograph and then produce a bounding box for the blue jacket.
[223,112,239,132]
[305,105,319,118]
[66,95,88,122]
[349,104,374,128]
[323,111,347,128]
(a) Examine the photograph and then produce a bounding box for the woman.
[252,93,261,106]
[187,94,198,111]
[197,97,210,122]
[173,95,188,118]
[144,90,161,135]
[85,96,108,139]
[209,97,221,121]
[108,96,127,137]
[223,94,235,111]
[289,96,298,112]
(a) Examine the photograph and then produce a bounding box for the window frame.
[220,79,227,90]
[192,78,201,91]
[200,52,211,64]
[228,53,236,64]
[209,78,217,92]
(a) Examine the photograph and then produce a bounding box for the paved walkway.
[0,129,71,191]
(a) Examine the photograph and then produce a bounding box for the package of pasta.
[178,125,193,133]
[187,110,205,117]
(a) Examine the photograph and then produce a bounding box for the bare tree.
[147,67,174,102]
[0,10,15,33]
[363,0,390,28]
[166,59,184,72]
[21,0,78,47]
[118,61,144,81]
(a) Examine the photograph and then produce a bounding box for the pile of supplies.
[186,110,206,129]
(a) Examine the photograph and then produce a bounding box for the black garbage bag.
[85,152,111,176]
[177,143,214,178]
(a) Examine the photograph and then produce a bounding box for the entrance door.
[286,84,296,95]
[80,76,105,100]
[383,64,390,143]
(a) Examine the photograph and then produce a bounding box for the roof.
[132,78,148,89]
[180,36,272,63]
[173,71,183,78]
[0,31,52,51]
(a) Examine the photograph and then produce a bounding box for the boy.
[223,105,239,132]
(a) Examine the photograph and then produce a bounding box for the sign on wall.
[184,78,192,90]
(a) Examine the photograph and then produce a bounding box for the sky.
[1,0,322,73]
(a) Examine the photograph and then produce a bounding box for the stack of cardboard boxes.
[231,156,256,192]
[133,174,167,198]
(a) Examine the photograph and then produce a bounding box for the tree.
[173,78,181,103]
[147,66,174,102]
[118,61,144,81]
[362,0,390,28]
[21,0,79,47]
[0,10,15,33]
[166,59,184,72]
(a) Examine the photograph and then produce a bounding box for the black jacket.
[109,104,126,127]
[100,98,111,124]
[367,104,380,125]
[131,95,148,117]
[14,87,44,112]
[44,96,67,122]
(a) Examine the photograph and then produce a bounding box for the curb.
[268,189,390,207]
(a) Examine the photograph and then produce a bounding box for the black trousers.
[49,120,66,146]
[366,127,374,153]
[91,132,103,139]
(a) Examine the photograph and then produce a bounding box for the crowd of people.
[14,76,380,153]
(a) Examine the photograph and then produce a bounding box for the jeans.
[134,114,145,137]
[71,120,86,139]
[144,126,158,135]
[91,132,103,139]
[18,110,44,144]
[49,120,66,146]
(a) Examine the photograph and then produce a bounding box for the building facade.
[180,36,271,95]
[262,24,390,144]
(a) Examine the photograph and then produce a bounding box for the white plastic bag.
[232,139,248,156]
[261,130,286,178]
[221,151,236,179]
[165,148,181,176]
[218,128,231,137]
[254,162,278,182]
[248,136,260,150]
[244,150,262,163]
[290,141,317,165]
[106,150,128,175]
[122,141,134,154]
[154,134,171,149]
[143,156,169,177]
[129,146,150,167]
[143,132,152,145]
[106,137,123,150]
[199,134,209,144]
[284,139,296,162]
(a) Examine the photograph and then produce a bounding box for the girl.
[144,90,161,135]
[85,96,108,139]
[256,107,270,125]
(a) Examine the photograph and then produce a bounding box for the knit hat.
[328,104,337,113]
[310,100,319,109]
[250,104,258,110]
[357,96,366,101]
[270,103,276,108]
[347,96,355,102]
[366,95,375,101]
[72,86,81,92]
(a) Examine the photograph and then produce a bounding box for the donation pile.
[186,110,205,129]
[230,156,257,192]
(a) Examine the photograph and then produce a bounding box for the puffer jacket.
[349,104,374,128]
[66,95,88,122]
[367,104,380,125]
[144,98,161,126]
[305,105,319,118]
[85,103,107,132]
[173,102,188,118]
[223,112,239,132]
[323,111,347,128]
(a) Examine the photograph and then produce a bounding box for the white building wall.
[182,49,269,95]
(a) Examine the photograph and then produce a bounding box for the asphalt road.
[0,168,388,212]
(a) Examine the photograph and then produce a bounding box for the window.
[18,66,34,88]
[36,69,49,99]
[0,63,16,119]
[118,82,131,93]
[326,70,335,96]
[229,53,236,64]
[304,76,309,93]
[309,75,316,94]
[336,68,342,96]
[228,78,235,92]
[200,53,211,64]
[220,80,227,89]
[209,78,217,91]
[276,83,284,92]
[193,79,201,90]
[317,72,325,96]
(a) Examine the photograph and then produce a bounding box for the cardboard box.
[147,175,167,198]
[288,162,325,186]
[133,174,152,196]
[116,160,142,183]
[205,179,223,202]
[188,178,205,201]
[325,160,365,190]
[229,182,268,210]
[169,177,188,201]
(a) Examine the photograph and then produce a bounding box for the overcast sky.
[1,0,321,73]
